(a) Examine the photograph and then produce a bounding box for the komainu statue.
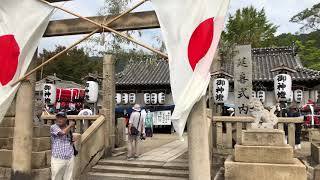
[247,98,278,129]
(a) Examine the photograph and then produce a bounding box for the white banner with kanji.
[0,0,54,123]
[151,0,230,136]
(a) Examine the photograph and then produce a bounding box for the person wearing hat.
[227,107,235,116]
[127,104,145,160]
[50,112,76,180]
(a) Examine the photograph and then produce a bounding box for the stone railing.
[42,115,100,134]
[211,116,304,151]
[73,115,106,179]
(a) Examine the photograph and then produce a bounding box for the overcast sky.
[39,0,319,52]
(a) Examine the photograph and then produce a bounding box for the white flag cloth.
[0,0,54,122]
[151,0,230,136]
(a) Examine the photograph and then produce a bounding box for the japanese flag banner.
[151,0,230,137]
[0,0,54,123]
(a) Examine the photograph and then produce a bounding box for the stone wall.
[0,115,52,180]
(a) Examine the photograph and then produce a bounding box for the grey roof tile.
[116,47,320,86]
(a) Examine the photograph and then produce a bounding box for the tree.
[290,3,320,32]
[86,0,142,55]
[38,46,102,83]
[296,40,320,70]
[223,6,278,48]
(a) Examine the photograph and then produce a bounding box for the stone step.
[234,144,294,164]
[0,117,15,127]
[111,151,126,157]
[98,159,188,170]
[91,165,188,178]
[0,149,51,168]
[112,146,127,153]
[225,156,307,180]
[0,137,50,152]
[0,126,50,138]
[84,172,188,180]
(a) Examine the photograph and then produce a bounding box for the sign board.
[152,110,172,125]
[234,45,253,116]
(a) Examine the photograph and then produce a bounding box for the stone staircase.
[111,146,127,157]
[0,116,52,180]
[82,159,189,180]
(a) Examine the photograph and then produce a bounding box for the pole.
[188,96,211,180]
[100,54,116,156]
[11,52,37,180]
[11,0,148,86]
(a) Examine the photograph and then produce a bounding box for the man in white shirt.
[78,105,93,116]
[127,104,145,160]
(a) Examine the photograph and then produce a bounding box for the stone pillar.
[11,58,36,179]
[188,96,211,180]
[116,118,126,147]
[101,54,116,156]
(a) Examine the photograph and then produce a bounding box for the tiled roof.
[116,60,170,86]
[116,47,320,86]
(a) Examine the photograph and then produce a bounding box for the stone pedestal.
[225,129,307,180]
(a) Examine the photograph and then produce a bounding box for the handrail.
[42,115,100,120]
[73,115,106,179]
[81,116,105,144]
[212,116,304,123]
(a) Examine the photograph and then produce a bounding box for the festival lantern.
[294,89,303,103]
[213,78,229,103]
[151,93,158,104]
[252,91,256,98]
[129,93,136,104]
[257,91,265,103]
[122,93,129,104]
[115,93,122,105]
[85,81,99,103]
[43,83,56,105]
[158,92,166,104]
[274,74,292,102]
[144,93,151,105]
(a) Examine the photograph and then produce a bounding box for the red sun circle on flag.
[0,34,20,86]
[188,17,214,71]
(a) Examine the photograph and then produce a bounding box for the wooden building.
[116,46,320,108]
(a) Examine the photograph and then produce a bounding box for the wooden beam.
[44,11,159,37]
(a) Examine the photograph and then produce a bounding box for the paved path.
[137,137,188,162]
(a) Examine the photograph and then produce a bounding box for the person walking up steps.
[127,104,145,160]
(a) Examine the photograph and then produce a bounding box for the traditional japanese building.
[116,46,320,109]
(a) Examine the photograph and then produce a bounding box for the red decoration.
[188,17,214,71]
[0,35,20,86]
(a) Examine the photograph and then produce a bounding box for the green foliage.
[272,31,320,71]
[290,3,320,31]
[38,46,160,83]
[223,6,278,48]
[296,40,320,70]
[37,46,102,83]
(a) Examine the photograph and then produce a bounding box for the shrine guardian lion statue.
[247,98,278,129]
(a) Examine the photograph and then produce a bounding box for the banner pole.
[11,0,148,86]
